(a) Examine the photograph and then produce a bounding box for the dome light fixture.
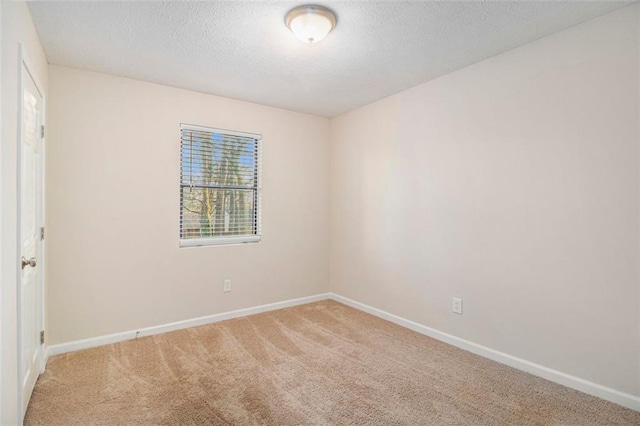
[285,5,337,44]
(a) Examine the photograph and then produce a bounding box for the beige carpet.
[26,300,639,425]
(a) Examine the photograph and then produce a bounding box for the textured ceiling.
[28,1,631,117]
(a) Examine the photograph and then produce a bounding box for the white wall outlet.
[452,297,463,315]
[223,279,232,293]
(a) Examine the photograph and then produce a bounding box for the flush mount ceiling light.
[285,5,337,43]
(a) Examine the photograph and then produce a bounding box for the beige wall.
[330,4,639,397]
[27,0,640,411]
[46,66,330,344]
[1,1,49,424]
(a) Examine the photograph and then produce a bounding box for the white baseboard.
[47,293,332,358]
[328,293,640,412]
[45,291,639,412]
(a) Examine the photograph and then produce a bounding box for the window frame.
[179,123,262,248]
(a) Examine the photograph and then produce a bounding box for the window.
[180,124,261,247]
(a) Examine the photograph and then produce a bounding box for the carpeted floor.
[26,300,639,425]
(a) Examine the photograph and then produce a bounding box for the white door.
[19,55,45,417]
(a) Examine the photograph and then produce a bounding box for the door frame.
[16,43,47,422]
[0,2,3,424]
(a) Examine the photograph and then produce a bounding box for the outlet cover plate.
[453,297,463,315]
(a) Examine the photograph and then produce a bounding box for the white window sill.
[180,235,261,248]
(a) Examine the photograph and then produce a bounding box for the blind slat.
[182,130,258,141]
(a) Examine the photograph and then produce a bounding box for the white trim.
[43,291,639,412]
[180,123,262,141]
[39,92,47,375]
[0,3,4,423]
[15,44,24,426]
[0,3,4,422]
[256,131,262,238]
[328,293,640,412]
[47,293,331,357]
[180,235,260,248]
[178,123,262,248]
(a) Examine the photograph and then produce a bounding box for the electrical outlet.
[223,279,232,293]
[452,297,463,315]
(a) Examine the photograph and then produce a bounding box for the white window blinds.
[180,124,261,246]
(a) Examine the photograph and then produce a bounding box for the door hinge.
[40,125,45,139]
[40,330,45,345]
[40,227,45,241]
